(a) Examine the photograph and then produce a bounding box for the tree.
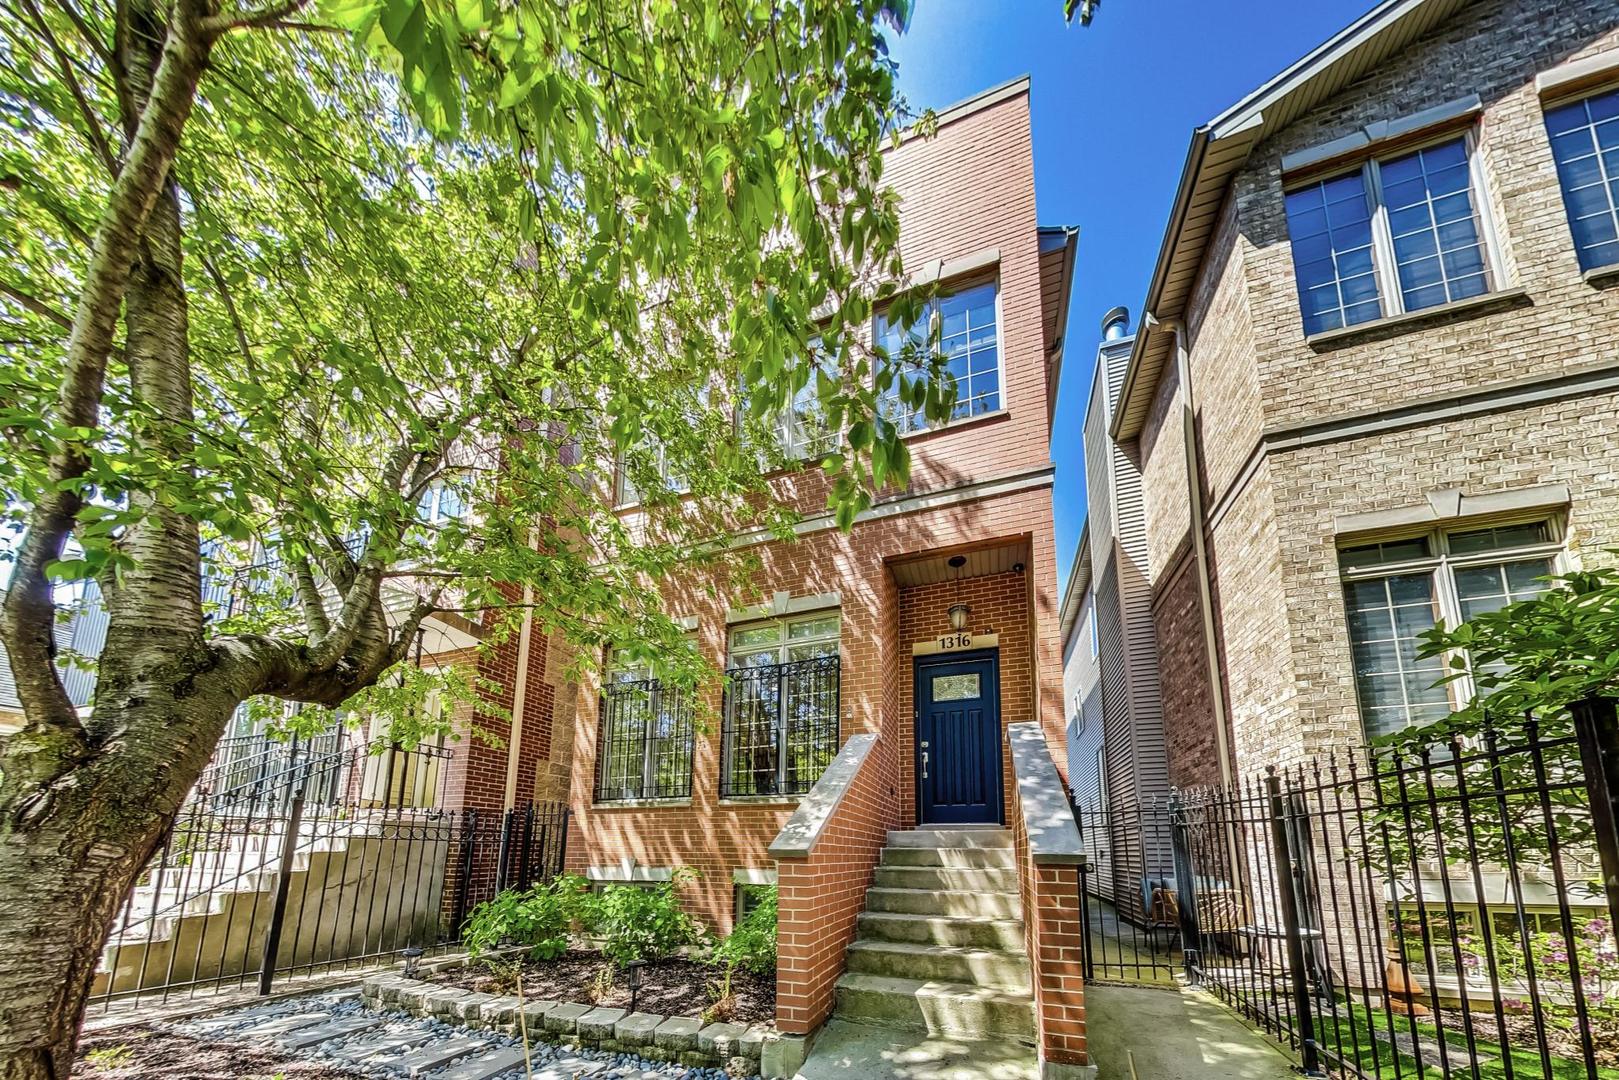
[0,1,958,1073]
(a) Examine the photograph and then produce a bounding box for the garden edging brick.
[362,973,771,1073]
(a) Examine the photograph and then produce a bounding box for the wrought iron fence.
[719,655,840,798]
[1146,699,1619,1080]
[1072,796,1183,986]
[594,677,695,801]
[91,735,568,1010]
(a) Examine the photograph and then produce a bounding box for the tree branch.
[289,554,331,640]
[0,280,72,331]
[18,0,120,177]
[201,0,310,34]
[199,251,257,378]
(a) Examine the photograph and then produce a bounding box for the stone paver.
[577,1006,626,1040]
[698,1021,747,1057]
[654,1015,701,1053]
[238,1012,331,1038]
[277,1014,385,1049]
[391,1034,494,1077]
[531,1055,607,1079]
[542,1001,592,1036]
[433,1045,530,1080]
[330,1028,433,1062]
[616,1012,666,1043]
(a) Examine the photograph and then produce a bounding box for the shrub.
[711,884,776,975]
[578,867,703,966]
[462,873,590,961]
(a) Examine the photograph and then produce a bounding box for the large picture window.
[720,613,841,797]
[1338,519,1559,741]
[776,338,839,461]
[1284,135,1498,336]
[594,650,696,802]
[1544,86,1619,272]
[876,280,1000,432]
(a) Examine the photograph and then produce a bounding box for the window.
[931,673,980,701]
[1087,603,1099,659]
[616,439,688,506]
[416,479,466,524]
[1545,86,1619,272]
[594,650,696,802]
[1285,135,1497,335]
[777,339,839,461]
[1338,519,1559,740]
[720,613,841,797]
[876,280,1000,432]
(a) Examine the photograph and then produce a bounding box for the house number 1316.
[937,632,973,651]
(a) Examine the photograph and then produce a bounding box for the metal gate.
[1073,797,1183,985]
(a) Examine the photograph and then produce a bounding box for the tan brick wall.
[1136,0,1619,778]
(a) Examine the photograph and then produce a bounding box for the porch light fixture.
[626,959,646,1013]
[947,555,971,632]
[400,944,423,978]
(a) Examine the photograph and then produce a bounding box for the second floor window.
[721,613,841,797]
[777,338,839,461]
[594,651,696,802]
[615,439,689,506]
[1338,519,1559,741]
[1545,86,1619,273]
[1285,136,1496,336]
[877,280,1001,432]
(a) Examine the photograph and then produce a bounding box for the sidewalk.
[1085,983,1298,1080]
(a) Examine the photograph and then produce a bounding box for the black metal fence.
[1073,797,1184,986]
[719,655,841,798]
[1117,699,1619,1080]
[91,734,568,1009]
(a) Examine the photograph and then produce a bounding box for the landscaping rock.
[737,1025,767,1061]
[653,1016,701,1054]
[424,987,471,1017]
[479,994,521,1029]
[450,991,500,1024]
[520,999,561,1031]
[578,1006,627,1041]
[543,1001,593,1036]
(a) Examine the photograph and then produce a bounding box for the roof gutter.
[1045,226,1080,430]
[1109,126,1210,442]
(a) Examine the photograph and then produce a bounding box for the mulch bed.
[1433,1005,1619,1070]
[432,950,775,1025]
[77,1025,358,1079]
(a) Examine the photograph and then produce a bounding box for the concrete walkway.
[1085,983,1298,1080]
[794,1019,1039,1080]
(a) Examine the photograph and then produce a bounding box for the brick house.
[1111,0,1619,788]
[558,78,1094,1075]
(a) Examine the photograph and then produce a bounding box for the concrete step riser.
[856,913,1025,950]
[879,847,1016,869]
[845,945,1030,988]
[886,829,1013,850]
[833,980,1034,1039]
[866,889,1021,919]
[872,866,1018,892]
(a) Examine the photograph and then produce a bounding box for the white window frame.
[873,276,1005,433]
[1337,514,1566,738]
[1285,129,1507,334]
[726,610,842,668]
[614,439,690,507]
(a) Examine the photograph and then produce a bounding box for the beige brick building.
[1114,0,1619,783]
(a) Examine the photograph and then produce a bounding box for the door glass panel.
[932,673,981,701]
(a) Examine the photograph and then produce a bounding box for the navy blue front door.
[915,652,1002,825]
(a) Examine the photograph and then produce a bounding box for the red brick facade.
[1012,788,1087,1068]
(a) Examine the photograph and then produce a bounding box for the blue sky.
[888,0,1375,593]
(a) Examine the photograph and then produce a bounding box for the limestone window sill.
[1583,264,1619,288]
[590,797,692,810]
[1304,287,1531,351]
[898,407,1009,443]
[717,795,802,808]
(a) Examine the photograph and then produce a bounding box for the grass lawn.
[1312,999,1619,1080]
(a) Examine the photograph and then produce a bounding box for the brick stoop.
[831,827,1036,1042]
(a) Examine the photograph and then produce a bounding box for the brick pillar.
[773,733,897,1035]
[1012,774,1089,1072]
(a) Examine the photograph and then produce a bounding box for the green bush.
[462,873,590,961]
[711,884,776,975]
[578,867,703,966]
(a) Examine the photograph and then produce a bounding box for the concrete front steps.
[833,827,1035,1042]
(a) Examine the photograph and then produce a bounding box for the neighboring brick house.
[1110,0,1619,785]
[563,78,1093,1074]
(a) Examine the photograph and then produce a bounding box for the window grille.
[719,655,841,798]
[594,676,695,801]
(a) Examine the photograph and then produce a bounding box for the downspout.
[1147,315,1233,790]
[502,584,535,810]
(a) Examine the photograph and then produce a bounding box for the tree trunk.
[0,690,238,1080]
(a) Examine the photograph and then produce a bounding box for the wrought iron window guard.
[720,654,841,798]
[594,676,696,802]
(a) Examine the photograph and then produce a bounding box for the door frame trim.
[912,647,1004,826]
